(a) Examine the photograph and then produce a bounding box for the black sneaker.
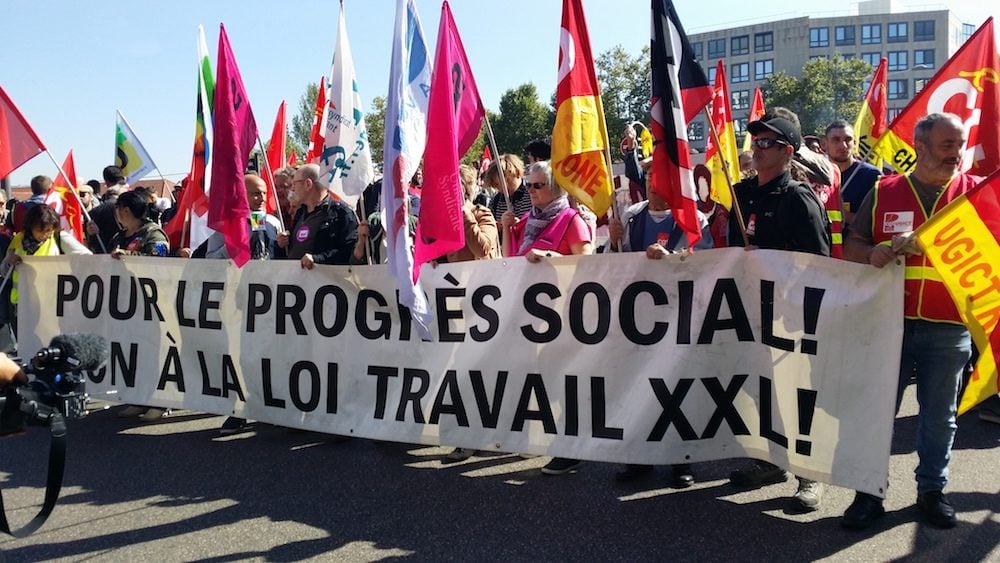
[729,461,789,488]
[541,457,582,475]
[614,464,653,482]
[841,492,885,530]
[670,464,695,488]
[916,490,957,529]
[219,417,248,435]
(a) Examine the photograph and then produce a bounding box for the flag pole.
[482,114,515,257]
[255,135,286,231]
[702,107,748,247]
[43,149,106,252]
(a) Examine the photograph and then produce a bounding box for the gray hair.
[528,161,565,198]
[914,113,964,146]
[274,166,296,179]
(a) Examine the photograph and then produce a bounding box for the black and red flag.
[649,0,713,247]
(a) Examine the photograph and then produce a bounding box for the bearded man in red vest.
[842,112,979,530]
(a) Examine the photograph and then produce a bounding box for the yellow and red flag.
[704,60,739,210]
[45,149,85,242]
[854,57,888,166]
[915,170,1000,414]
[551,0,613,217]
[873,18,999,175]
[740,86,765,154]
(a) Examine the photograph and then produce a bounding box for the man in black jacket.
[277,163,362,268]
[726,114,832,513]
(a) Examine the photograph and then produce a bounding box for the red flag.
[288,149,298,167]
[264,101,287,214]
[45,150,84,241]
[413,1,486,282]
[741,87,765,153]
[874,18,999,175]
[208,24,259,267]
[306,77,327,163]
[649,0,713,248]
[478,145,492,181]
[0,85,46,179]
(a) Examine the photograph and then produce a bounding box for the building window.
[887,51,907,71]
[708,66,717,85]
[691,41,703,59]
[914,78,929,94]
[731,62,750,83]
[914,20,934,41]
[862,24,881,45]
[731,35,749,56]
[962,23,975,42]
[914,49,935,69]
[887,22,908,43]
[732,90,750,110]
[862,52,881,67]
[888,108,904,121]
[888,79,908,100]
[688,122,705,142]
[754,32,773,52]
[835,25,856,45]
[734,119,746,137]
[809,55,828,61]
[810,27,829,47]
[754,59,773,80]
[708,38,725,58]
[842,53,855,59]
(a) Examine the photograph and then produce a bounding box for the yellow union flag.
[551,0,613,217]
[915,171,1000,414]
[705,60,738,210]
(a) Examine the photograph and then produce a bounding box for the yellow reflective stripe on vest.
[831,232,843,244]
[827,209,843,222]
[904,265,943,283]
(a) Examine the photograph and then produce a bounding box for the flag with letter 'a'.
[649,0,713,247]
[915,170,1000,414]
[0,84,46,178]
[704,60,738,210]
[551,0,613,217]
[873,18,999,175]
[413,0,486,283]
[46,149,85,242]
[853,57,887,167]
[382,0,433,337]
[208,23,259,268]
[115,110,158,185]
[741,86,764,154]
[320,0,375,208]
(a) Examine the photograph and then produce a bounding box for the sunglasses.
[751,138,790,150]
[524,181,548,190]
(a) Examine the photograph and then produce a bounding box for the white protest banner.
[18,249,902,496]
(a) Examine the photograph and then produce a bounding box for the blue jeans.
[896,320,971,494]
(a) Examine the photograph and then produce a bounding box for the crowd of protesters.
[0,108,997,532]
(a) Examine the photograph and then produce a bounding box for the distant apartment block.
[686,0,977,149]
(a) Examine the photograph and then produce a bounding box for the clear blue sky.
[1,0,994,186]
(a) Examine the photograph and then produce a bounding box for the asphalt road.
[1,386,997,562]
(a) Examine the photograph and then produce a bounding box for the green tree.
[597,45,651,143]
[492,83,552,155]
[290,82,319,156]
[765,55,874,137]
[365,95,387,166]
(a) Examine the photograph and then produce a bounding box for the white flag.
[319,0,375,208]
[115,110,158,185]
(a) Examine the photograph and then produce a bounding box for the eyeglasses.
[524,181,548,190]
[751,138,789,150]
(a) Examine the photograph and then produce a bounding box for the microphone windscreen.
[49,333,109,371]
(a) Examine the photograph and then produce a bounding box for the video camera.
[0,333,108,538]
[0,333,107,435]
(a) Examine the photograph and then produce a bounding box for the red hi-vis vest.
[872,173,981,323]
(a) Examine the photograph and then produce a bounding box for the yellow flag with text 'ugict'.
[704,60,738,210]
[915,170,1000,414]
[551,0,613,217]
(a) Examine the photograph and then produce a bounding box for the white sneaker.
[117,405,146,418]
[140,408,170,421]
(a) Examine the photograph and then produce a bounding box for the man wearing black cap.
[726,113,831,512]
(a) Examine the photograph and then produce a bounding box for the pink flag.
[208,24,258,267]
[412,1,485,281]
